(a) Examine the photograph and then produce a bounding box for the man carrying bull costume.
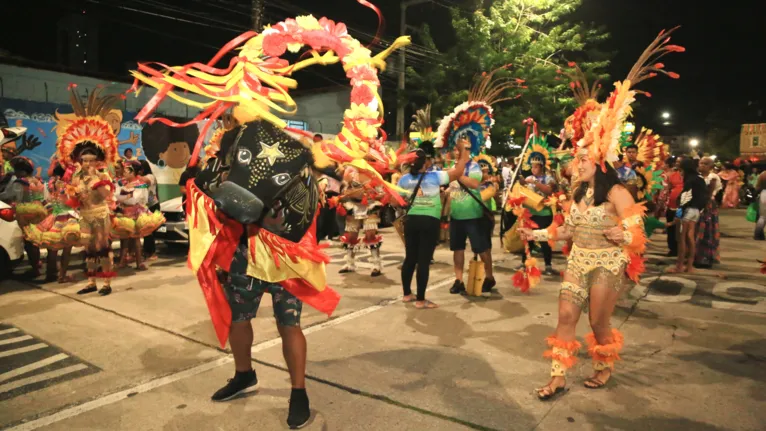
[129,10,409,428]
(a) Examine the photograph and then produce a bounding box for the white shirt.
[705,172,722,197]
[501,166,512,188]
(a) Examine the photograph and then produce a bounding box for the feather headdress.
[409,104,434,144]
[55,86,121,166]
[436,66,525,155]
[572,27,684,172]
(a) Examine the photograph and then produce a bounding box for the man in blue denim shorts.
[211,239,310,429]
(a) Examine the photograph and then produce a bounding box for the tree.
[405,0,611,157]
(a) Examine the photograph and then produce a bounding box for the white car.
[0,200,24,280]
[156,197,189,244]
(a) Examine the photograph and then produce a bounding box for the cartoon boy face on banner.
[140,119,200,202]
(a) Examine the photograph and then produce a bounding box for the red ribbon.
[357,0,384,48]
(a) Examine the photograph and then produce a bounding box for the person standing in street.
[446,148,495,296]
[664,155,685,257]
[518,143,557,276]
[139,160,160,261]
[694,157,721,268]
[397,140,469,309]
[668,158,707,273]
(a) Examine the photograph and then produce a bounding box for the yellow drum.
[509,183,545,212]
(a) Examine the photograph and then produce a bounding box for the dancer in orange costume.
[519,28,684,399]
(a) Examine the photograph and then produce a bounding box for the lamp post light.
[690,138,699,148]
[662,112,670,119]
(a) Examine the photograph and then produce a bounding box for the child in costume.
[519,28,683,400]
[129,11,409,428]
[24,162,81,283]
[55,87,123,296]
[113,160,165,270]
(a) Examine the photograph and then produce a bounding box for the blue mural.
[1,98,143,180]
[1,98,214,202]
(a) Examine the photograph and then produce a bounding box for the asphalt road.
[0,210,764,430]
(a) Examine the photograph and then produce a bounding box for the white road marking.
[0,328,21,336]
[8,277,454,431]
[0,364,89,394]
[0,335,33,346]
[0,343,48,358]
[0,353,69,383]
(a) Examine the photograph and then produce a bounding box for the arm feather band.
[620,204,647,255]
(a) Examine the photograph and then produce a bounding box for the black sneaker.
[98,286,112,296]
[449,280,466,294]
[481,277,496,296]
[211,369,258,402]
[287,388,311,429]
[542,266,557,276]
[77,285,97,295]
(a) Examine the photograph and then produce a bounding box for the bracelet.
[532,229,549,242]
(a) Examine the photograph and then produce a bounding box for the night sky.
[2,0,765,141]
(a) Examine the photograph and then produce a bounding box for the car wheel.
[0,248,11,281]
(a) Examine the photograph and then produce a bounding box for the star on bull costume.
[527,28,683,400]
[129,9,409,428]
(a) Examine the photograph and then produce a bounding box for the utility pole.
[251,0,265,30]
[397,0,430,140]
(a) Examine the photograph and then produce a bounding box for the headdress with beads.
[436,66,525,156]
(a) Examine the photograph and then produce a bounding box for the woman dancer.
[520,27,682,399]
[694,157,721,268]
[397,140,468,309]
[521,156,643,398]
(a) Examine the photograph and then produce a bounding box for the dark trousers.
[143,204,161,257]
[521,214,553,266]
[24,240,40,273]
[401,215,440,301]
[666,208,678,254]
[317,193,340,241]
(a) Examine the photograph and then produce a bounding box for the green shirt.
[398,170,450,219]
[449,162,484,220]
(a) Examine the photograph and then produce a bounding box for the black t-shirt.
[680,174,707,210]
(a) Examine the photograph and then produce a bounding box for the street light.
[662,112,670,119]
[690,139,699,148]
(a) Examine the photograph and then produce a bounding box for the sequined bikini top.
[569,204,619,249]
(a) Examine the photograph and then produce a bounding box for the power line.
[86,0,241,32]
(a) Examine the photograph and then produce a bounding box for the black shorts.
[450,217,491,253]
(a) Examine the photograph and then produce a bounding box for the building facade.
[740,123,766,159]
